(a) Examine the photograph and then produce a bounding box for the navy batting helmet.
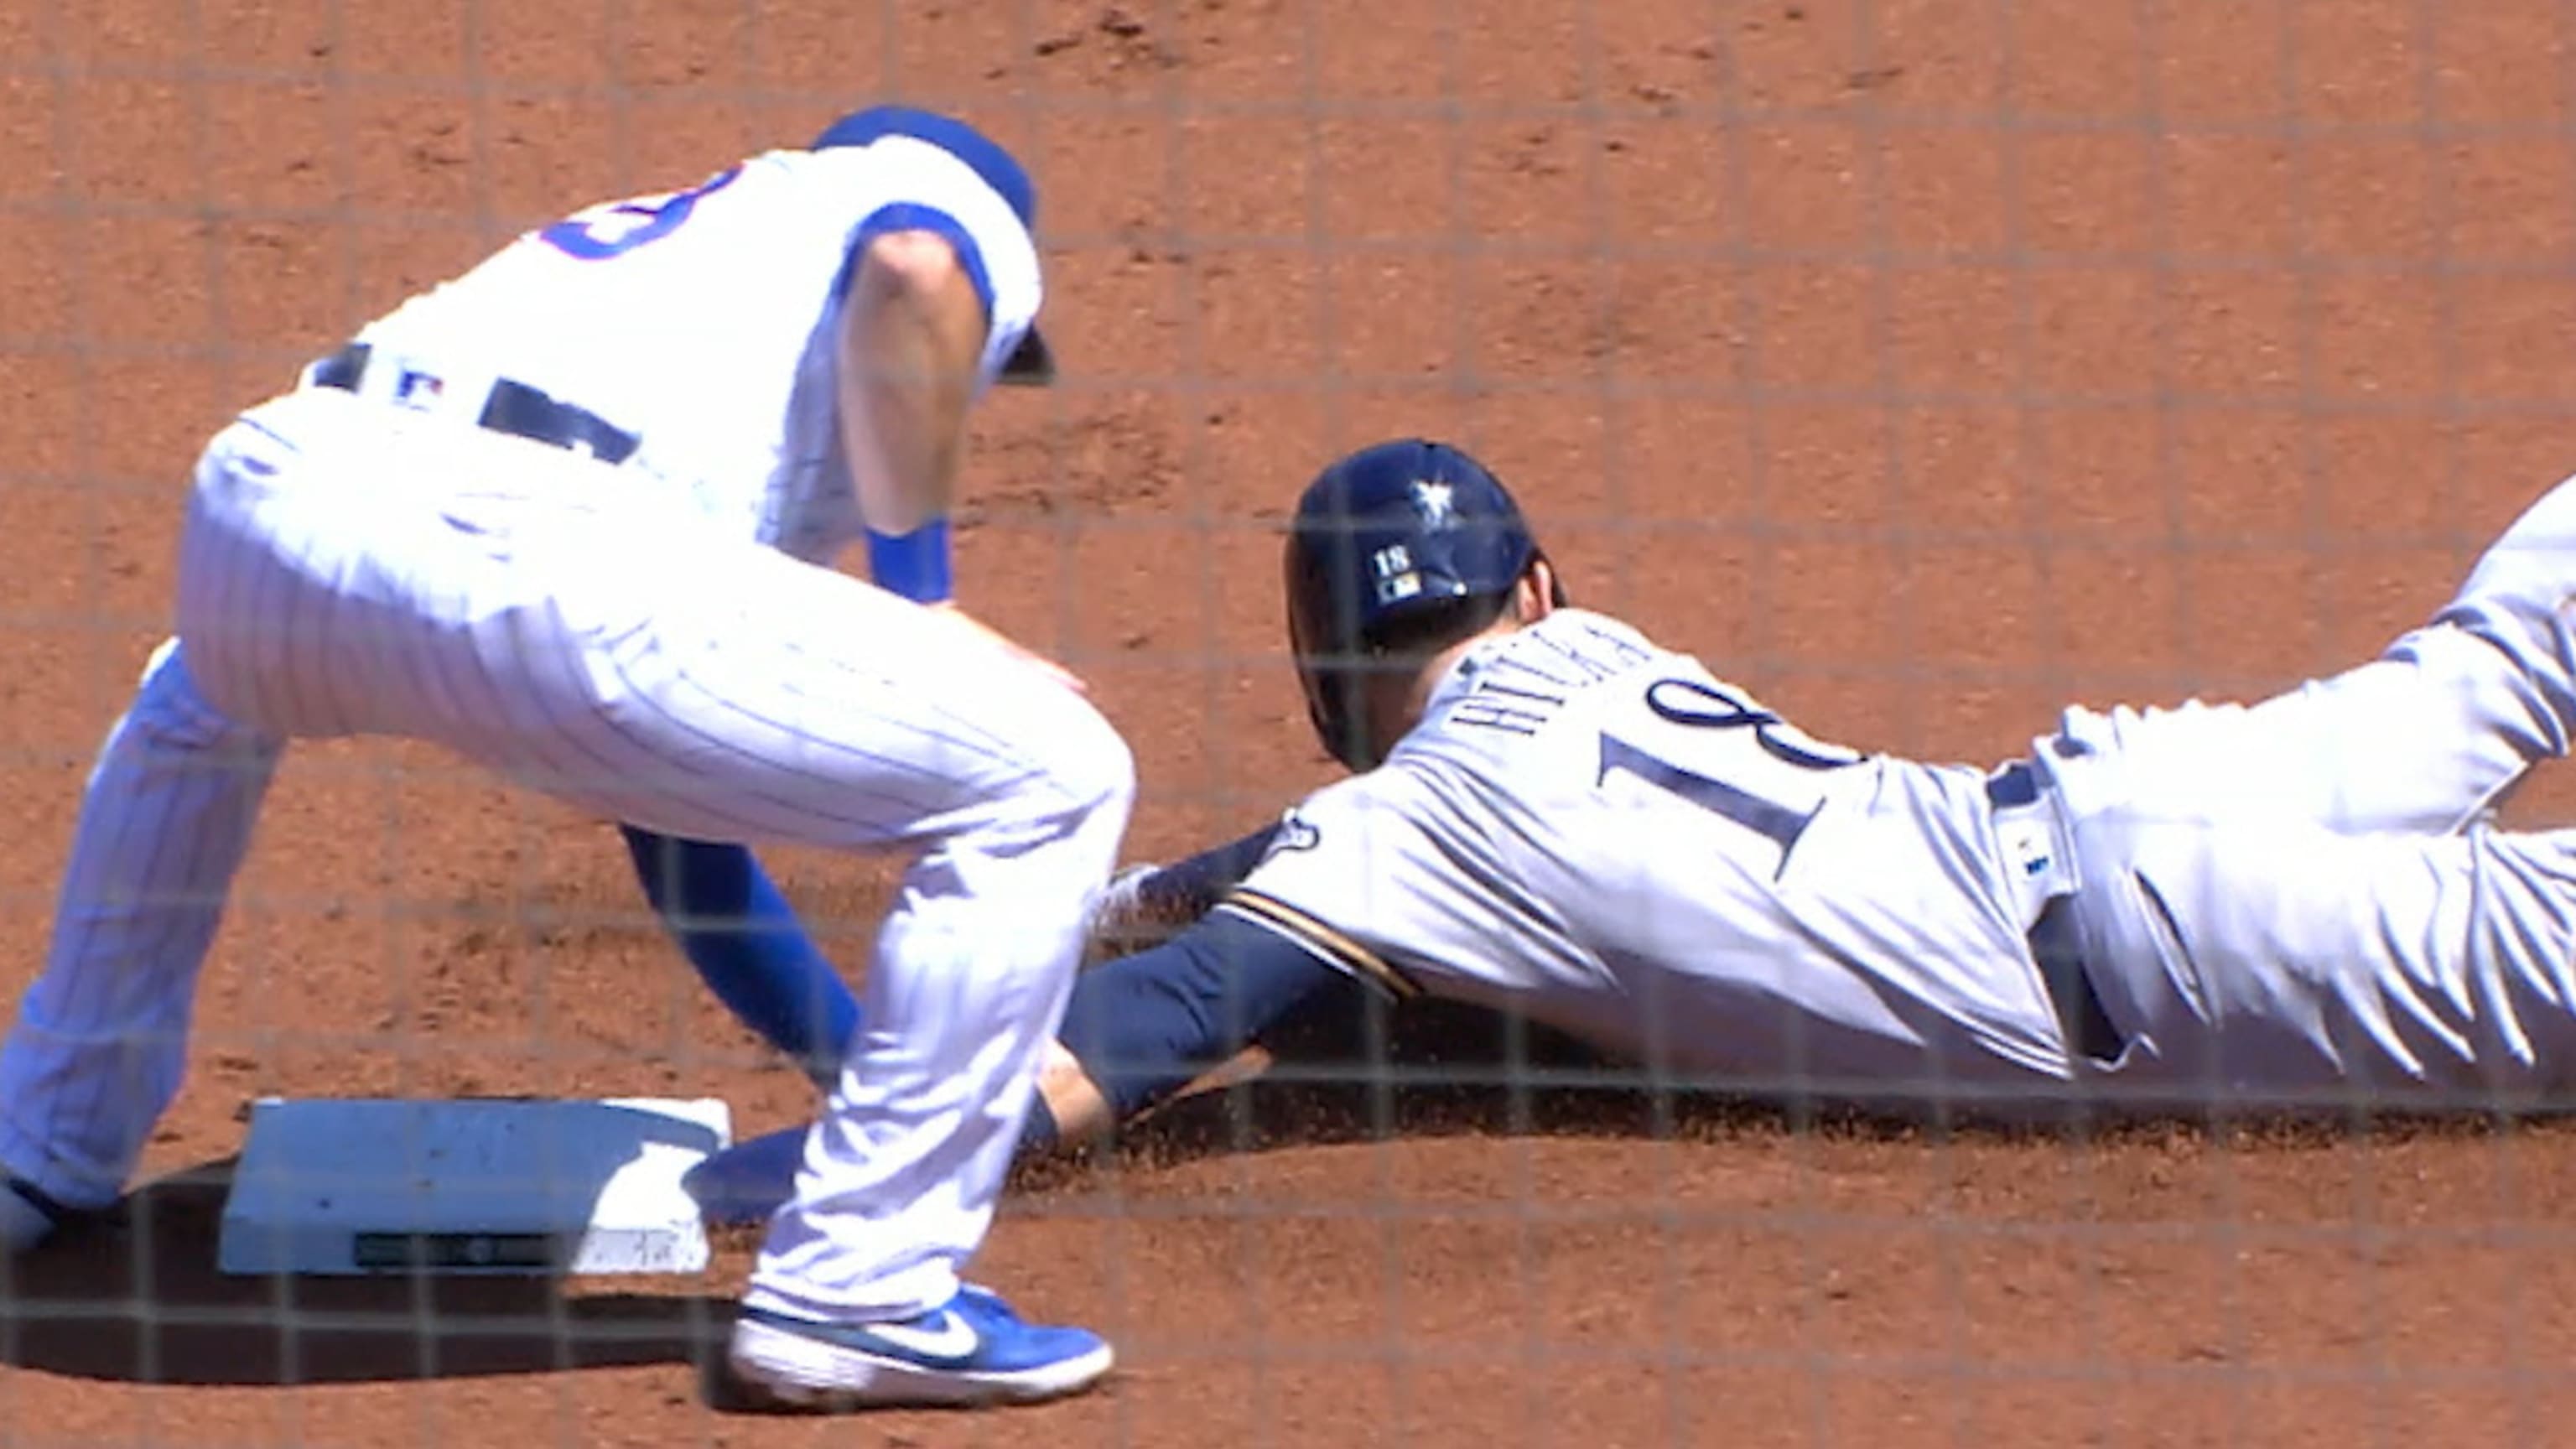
[1285,439,1553,769]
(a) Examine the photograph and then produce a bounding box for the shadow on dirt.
[1039,991,2560,1184]
[0,1156,736,1386]
[12,1006,2550,1386]
[1052,994,1879,1178]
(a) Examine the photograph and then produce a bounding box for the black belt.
[309,344,641,465]
[1987,763,2126,1065]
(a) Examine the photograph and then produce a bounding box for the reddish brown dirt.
[11,0,2576,1443]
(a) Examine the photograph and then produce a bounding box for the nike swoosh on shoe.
[740,1306,983,1368]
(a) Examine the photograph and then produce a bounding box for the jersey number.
[1597,678,1862,872]
[538,165,744,260]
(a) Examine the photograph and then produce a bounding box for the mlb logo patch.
[393,369,446,408]
[1376,572,1423,604]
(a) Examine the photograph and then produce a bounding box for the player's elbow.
[851,229,978,312]
[1050,706,1137,828]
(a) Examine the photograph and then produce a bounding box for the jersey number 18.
[1597,677,1862,875]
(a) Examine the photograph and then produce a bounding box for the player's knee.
[129,639,262,752]
[969,692,1134,863]
[1045,701,1136,826]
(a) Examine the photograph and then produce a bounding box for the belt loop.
[1987,760,2041,809]
[1987,761,2075,913]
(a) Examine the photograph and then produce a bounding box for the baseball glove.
[1082,863,1207,963]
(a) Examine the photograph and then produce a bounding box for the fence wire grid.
[8,1,2576,1446]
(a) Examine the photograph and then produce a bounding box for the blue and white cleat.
[726,1285,1114,1409]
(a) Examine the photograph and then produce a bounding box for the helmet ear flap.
[1285,527,1380,771]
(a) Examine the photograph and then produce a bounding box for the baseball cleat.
[0,1176,70,1256]
[724,1285,1114,1410]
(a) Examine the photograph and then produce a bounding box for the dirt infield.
[11,0,2576,1443]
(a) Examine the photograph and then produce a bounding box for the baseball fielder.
[1021,436,2576,1139]
[0,106,1131,1410]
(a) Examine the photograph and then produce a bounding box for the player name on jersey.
[1448,618,1659,736]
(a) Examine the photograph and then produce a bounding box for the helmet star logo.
[1412,480,1457,526]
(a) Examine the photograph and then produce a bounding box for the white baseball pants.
[2043,469,2576,1109]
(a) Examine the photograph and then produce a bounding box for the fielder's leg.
[587,555,1133,1241]
[734,738,1131,1290]
[535,550,1135,1404]
[2045,469,2576,837]
[0,639,283,1237]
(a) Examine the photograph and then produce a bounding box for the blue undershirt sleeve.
[620,826,861,1088]
[1052,910,1362,1121]
[1130,819,1283,917]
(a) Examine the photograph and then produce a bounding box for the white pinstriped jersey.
[1218,609,2075,1093]
[349,136,1043,564]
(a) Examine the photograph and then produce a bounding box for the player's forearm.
[1035,911,1360,1147]
[839,231,988,543]
[1031,1041,1116,1143]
